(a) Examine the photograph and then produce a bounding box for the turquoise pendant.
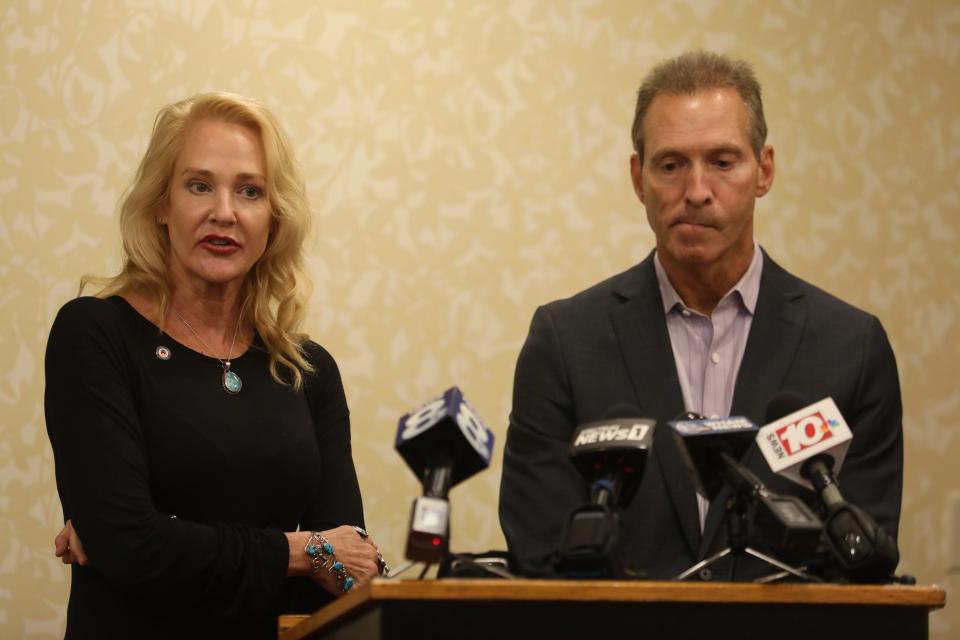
[222,366,242,394]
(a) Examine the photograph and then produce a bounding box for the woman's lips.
[199,236,240,253]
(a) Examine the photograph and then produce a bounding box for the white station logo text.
[574,423,650,446]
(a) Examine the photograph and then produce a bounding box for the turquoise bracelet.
[304,532,354,592]
[304,532,335,574]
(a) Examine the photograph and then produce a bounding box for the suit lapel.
[609,257,701,557]
[699,252,808,556]
[730,254,807,425]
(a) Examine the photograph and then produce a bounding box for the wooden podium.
[278,578,945,640]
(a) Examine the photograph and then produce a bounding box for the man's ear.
[630,153,645,203]
[756,145,775,197]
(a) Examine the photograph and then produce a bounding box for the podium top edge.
[361,578,946,608]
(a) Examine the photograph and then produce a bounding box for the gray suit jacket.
[499,249,903,580]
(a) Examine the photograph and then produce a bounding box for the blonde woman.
[45,92,382,639]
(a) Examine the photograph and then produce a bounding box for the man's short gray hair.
[631,50,767,162]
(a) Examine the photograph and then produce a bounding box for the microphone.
[556,405,654,578]
[668,414,758,501]
[669,414,821,563]
[756,393,854,492]
[568,405,655,508]
[757,393,899,582]
[395,387,495,563]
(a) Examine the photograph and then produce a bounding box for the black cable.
[447,554,517,580]
[418,563,432,580]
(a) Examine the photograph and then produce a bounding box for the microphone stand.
[675,453,820,583]
[676,490,817,582]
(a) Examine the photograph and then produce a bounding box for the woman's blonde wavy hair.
[83,91,314,389]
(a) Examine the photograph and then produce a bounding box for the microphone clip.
[555,502,623,578]
[822,501,899,583]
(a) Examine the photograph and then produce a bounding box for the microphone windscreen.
[756,396,853,490]
[395,387,494,487]
[765,391,808,424]
[668,416,759,500]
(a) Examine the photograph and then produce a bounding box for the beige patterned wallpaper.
[2,0,958,636]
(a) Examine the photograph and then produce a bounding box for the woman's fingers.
[54,520,88,566]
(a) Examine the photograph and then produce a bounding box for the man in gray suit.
[498,51,903,580]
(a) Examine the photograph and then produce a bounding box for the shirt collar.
[653,243,764,316]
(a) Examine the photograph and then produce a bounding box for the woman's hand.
[54,519,88,566]
[287,525,381,596]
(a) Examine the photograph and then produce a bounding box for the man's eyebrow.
[649,145,745,165]
[649,148,683,165]
[708,145,745,156]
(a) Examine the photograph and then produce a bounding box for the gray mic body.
[760,392,899,582]
[395,387,495,563]
[670,413,822,563]
[556,405,654,578]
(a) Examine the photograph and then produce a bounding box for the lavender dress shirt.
[654,244,764,530]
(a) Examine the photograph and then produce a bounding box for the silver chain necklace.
[174,309,243,395]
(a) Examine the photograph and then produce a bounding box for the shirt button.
[681,309,691,317]
[711,352,720,364]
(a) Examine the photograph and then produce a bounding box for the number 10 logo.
[775,411,833,456]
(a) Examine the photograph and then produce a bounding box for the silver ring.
[376,551,389,576]
[352,525,369,539]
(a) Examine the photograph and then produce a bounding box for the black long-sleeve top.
[45,296,364,639]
